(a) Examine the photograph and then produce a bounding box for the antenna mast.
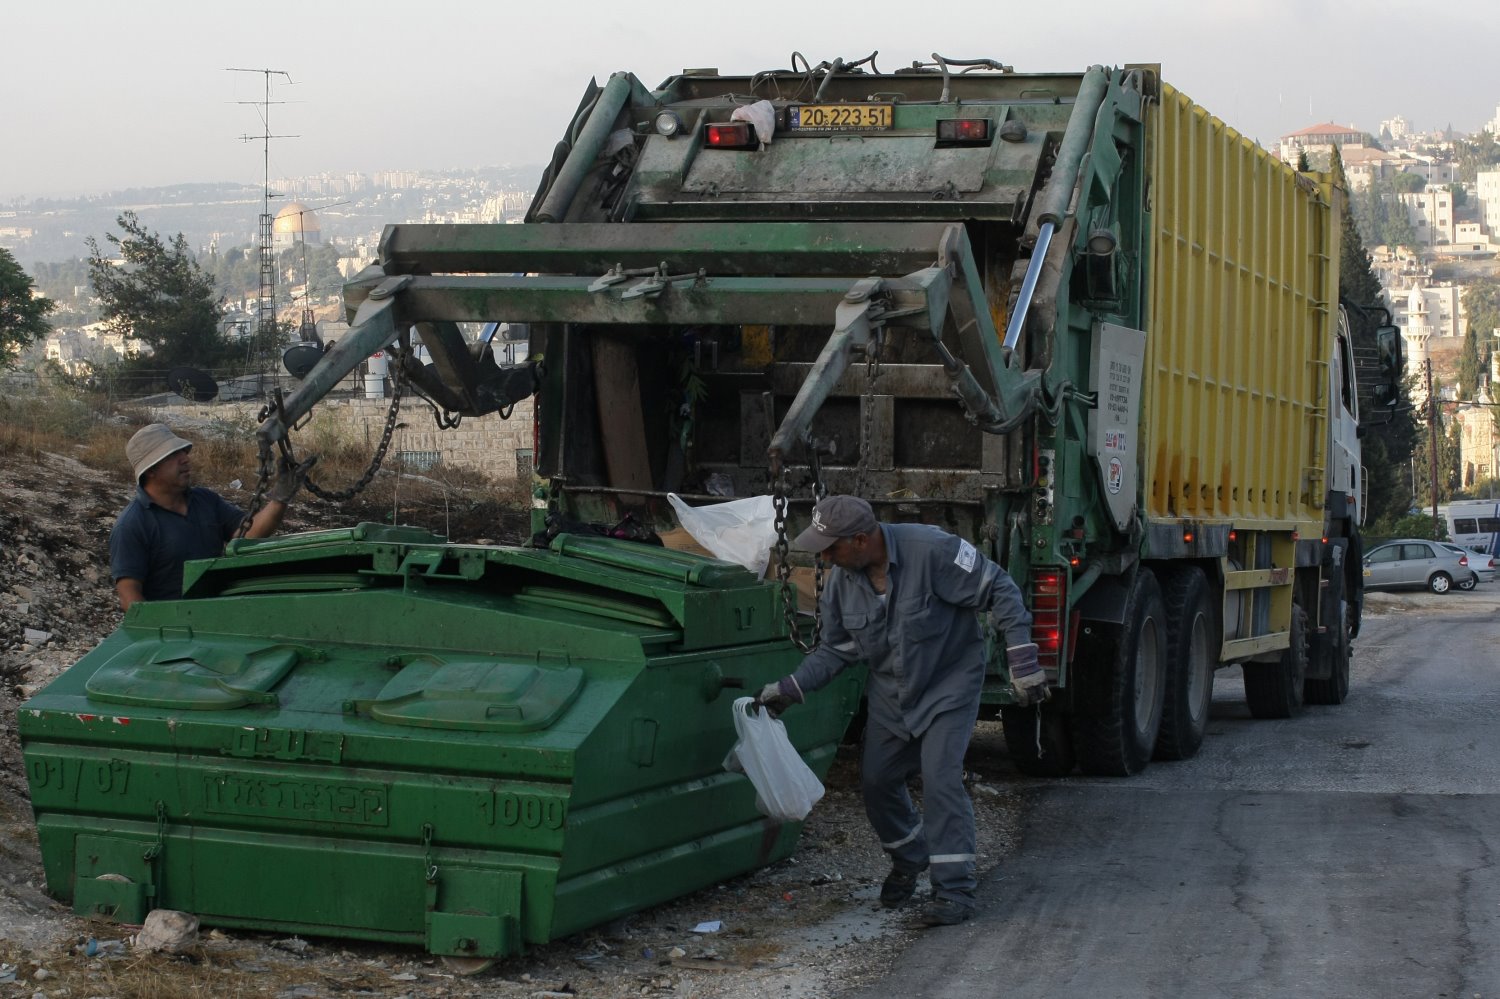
[228,67,297,391]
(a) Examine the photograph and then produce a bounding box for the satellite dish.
[283,343,325,380]
[167,367,219,401]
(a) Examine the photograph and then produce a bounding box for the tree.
[1350,173,1419,251]
[0,248,56,369]
[1455,132,1500,183]
[1333,148,1420,525]
[204,241,346,306]
[1390,171,1426,193]
[1412,407,1463,507]
[1458,325,1483,400]
[1462,280,1500,376]
[86,212,230,375]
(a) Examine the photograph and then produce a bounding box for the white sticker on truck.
[1107,456,1124,494]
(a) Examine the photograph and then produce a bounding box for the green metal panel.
[378,221,959,276]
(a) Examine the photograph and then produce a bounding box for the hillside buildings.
[1278,111,1500,492]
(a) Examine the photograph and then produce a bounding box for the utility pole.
[1427,358,1441,538]
[228,67,296,393]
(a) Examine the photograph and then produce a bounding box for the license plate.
[788,104,893,131]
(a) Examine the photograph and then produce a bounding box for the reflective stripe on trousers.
[860,701,983,902]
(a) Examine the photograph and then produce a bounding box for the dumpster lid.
[359,657,585,733]
[85,638,301,710]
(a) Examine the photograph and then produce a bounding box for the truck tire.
[1001,704,1076,777]
[1071,569,1167,776]
[1154,568,1216,761]
[1304,599,1351,705]
[1243,603,1307,718]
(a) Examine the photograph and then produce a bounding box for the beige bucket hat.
[126,423,193,484]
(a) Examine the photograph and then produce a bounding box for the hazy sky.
[6,0,1497,200]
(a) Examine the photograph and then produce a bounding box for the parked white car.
[1441,543,1496,588]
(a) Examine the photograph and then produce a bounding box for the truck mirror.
[1375,325,1402,374]
[1375,324,1402,407]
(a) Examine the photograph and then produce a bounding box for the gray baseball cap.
[127,423,193,484]
[794,495,878,552]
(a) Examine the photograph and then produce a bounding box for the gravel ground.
[0,444,1032,998]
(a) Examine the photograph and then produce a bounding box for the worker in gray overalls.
[759,494,1043,926]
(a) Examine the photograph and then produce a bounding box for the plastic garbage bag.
[730,99,777,146]
[723,696,825,822]
[667,493,777,578]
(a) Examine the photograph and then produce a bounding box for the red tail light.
[936,118,992,144]
[1030,570,1065,672]
[705,122,758,148]
[1459,555,1470,566]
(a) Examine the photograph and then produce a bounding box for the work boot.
[879,863,926,908]
[920,897,975,926]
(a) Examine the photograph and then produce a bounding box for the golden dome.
[272,202,321,234]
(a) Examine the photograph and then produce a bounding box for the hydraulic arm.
[259,222,1041,462]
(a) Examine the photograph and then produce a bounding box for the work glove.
[267,453,318,504]
[754,676,804,718]
[1008,642,1049,707]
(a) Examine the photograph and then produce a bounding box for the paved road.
[855,588,1500,998]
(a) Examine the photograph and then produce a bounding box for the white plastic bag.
[730,99,777,146]
[667,493,778,578]
[723,696,825,822]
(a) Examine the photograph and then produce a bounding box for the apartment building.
[1400,188,1457,246]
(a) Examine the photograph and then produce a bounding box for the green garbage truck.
[20,55,1401,962]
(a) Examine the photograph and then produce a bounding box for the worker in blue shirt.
[759,494,1043,926]
[109,423,313,611]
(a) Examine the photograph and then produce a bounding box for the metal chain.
[235,402,280,540]
[304,347,408,502]
[771,464,823,654]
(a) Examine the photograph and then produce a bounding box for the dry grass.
[0,391,137,475]
[0,384,532,544]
